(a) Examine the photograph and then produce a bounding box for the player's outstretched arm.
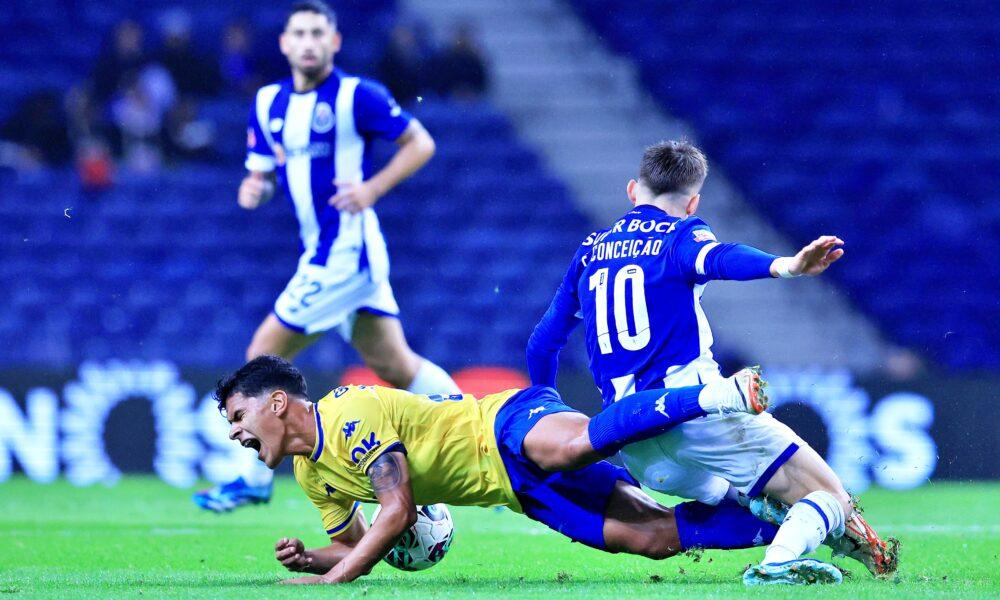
[237,171,276,210]
[282,451,417,584]
[769,235,845,278]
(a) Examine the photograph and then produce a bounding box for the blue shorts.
[494,386,639,550]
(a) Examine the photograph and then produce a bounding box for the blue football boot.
[193,477,273,513]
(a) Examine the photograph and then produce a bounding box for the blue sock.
[674,499,778,550]
[586,386,705,457]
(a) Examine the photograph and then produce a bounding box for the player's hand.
[274,537,312,572]
[238,173,273,210]
[787,235,845,276]
[279,575,326,585]
[329,179,380,214]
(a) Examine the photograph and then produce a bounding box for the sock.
[675,499,778,550]
[407,359,460,394]
[697,375,747,414]
[587,386,706,457]
[240,459,274,488]
[762,490,845,564]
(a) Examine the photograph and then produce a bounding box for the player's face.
[225,392,288,469]
[280,12,341,77]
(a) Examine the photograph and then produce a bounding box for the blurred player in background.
[216,355,782,584]
[194,0,459,512]
[527,141,898,585]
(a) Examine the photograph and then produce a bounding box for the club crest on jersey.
[312,102,334,133]
[334,386,350,398]
[342,419,360,440]
[692,229,717,243]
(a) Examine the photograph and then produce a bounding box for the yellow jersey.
[293,385,522,537]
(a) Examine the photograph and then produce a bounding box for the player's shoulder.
[250,79,292,111]
[673,215,717,242]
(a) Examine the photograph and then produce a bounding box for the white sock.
[762,491,845,564]
[697,377,739,413]
[240,459,274,488]
[407,359,460,395]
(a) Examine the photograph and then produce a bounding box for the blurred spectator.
[378,21,435,105]
[220,21,263,97]
[75,137,115,192]
[883,347,926,382]
[110,66,176,173]
[431,22,489,100]
[91,20,149,104]
[0,91,71,167]
[165,98,217,161]
[157,9,221,97]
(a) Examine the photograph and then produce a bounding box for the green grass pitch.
[1,477,997,598]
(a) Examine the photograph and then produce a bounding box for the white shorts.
[273,264,400,339]
[619,362,805,505]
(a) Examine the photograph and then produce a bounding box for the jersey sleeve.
[332,387,405,475]
[670,217,777,282]
[526,240,588,387]
[353,80,413,142]
[293,458,362,538]
[245,97,276,172]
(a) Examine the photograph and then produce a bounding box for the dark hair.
[215,355,309,414]
[285,0,338,30]
[638,140,708,196]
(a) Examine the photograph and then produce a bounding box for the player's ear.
[270,390,289,417]
[626,179,639,205]
[331,30,342,53]
[279,32,290,57]
[686,194,700,216]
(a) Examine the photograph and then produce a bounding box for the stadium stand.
[0,0,591,370]
[569,0,999,369]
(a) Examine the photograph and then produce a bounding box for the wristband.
[772,257,800,278]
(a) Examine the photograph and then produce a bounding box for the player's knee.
[366,355,416,388]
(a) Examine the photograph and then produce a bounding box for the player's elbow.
[418,131,436,159]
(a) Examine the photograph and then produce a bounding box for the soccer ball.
[370,503,454,571]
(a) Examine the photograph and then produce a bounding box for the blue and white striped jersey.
[246,69,412,278]
[527,204,778,407]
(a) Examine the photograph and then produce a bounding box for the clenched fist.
[238,172,275,209]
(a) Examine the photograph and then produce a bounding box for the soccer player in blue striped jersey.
[527,141,897,585]
[194,0,459,513]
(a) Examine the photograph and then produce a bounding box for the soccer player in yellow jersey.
[217,355,779,585]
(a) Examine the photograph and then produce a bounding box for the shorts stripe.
[273,311,307,333]
[326,502,360,535]
[747,442,799,497]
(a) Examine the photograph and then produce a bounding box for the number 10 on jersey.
[588,265,651,354]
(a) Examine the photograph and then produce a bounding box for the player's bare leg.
[602,482,682,559]
[751,448,899,578]
[247,313,323,361]
[744,444,897,584]
[602,481,779,559]
[351,312,458,394]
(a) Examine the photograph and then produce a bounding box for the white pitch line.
[881,524,1000,533]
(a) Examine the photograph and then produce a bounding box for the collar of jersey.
[309,403,324,462]
[289,68,343,96]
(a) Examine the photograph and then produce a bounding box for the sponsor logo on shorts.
[528,406,547,419]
